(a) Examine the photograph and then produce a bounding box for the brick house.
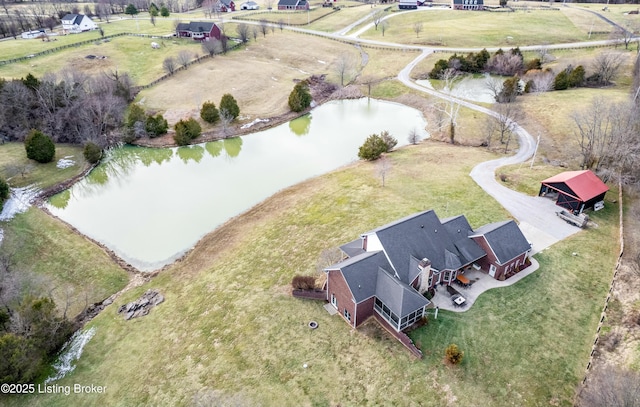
[176,21,222,41]
[324,210,531,334]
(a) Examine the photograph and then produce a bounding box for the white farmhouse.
[61,14,98,33]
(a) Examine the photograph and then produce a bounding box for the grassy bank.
[0,143,87,189]
[7,141,618,407]
[0,143,129,318]
[0,208,129,318]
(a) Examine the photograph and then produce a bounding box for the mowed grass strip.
[358,9,605,47]
[9,141,617,407]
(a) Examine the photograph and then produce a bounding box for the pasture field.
[5,141,618,407]
[358,8,609,47]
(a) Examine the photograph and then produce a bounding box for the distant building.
[278,0,309,10]
[451,0,484,10]
[176,21,222,41]
[21,29,47,39]
[61,14,98,33]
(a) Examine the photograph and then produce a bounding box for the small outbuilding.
[539,170,608,214]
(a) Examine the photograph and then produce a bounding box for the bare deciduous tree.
[592,51,625,86]
[376,155,392,187]
[335,53,355,87]
[486,51,523,76]
[278,19,285,32]
[219,108,234,135]
[380,20,389,37]
[611,18,639,50]
[259,19,268,37]
[372,10,384,30]
[524,69,555,93]
[413,21,423,38]
[163,56,177,74]
[407,128,421,145]
[236,23,250,43]
[252,25,258,41]
[315,248,343,274]
[202,39,220,57]
[572,97,639,179]
[432,68,461,144]
[485,102,523,152]
[177,50,193,68]
[578,366,640,407]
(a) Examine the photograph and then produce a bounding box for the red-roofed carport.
[539,170,609,214]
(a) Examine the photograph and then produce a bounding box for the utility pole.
[530,133,540,169]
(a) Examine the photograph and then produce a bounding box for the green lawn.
[0,142,129,318]
[0,17,177,62]
[358,9,608,47]
[0,143,87,189]
[5,141,618,407]
[0,208,129,318]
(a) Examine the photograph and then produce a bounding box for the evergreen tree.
[219,94,240,120]
[24,130,55,163]
[200,101,220,124]
[288,82,312,113]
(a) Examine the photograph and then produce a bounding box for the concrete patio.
[430,257,540,312]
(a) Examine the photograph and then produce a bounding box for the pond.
[417,73,498,104]
[47,98,428,271]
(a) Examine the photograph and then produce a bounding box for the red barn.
[539,170,608,214]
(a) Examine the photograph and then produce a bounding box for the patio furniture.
[451,294,466,306]
[455,274,471,287]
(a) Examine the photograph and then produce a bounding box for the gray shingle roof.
[442,215,486,265]
[340,239,365,258]
[177,22,217,33]
[375,268,430,318]
[471,220,530,264]
[367,210,465,278]
[327,251,391,304]
[278,0,306,5]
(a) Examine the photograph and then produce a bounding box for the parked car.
[240,1,259,9]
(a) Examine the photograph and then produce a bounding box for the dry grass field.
[358,8,609,47]
[137,32,361,120]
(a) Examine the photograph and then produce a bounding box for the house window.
[343,309,351,321]
[331,293,337,308]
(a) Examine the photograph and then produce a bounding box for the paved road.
[397,50,581,253]
[231,8,627,251]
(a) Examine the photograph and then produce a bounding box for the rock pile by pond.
[117,289,164,320]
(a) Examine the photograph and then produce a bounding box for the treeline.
[0,70,134,147]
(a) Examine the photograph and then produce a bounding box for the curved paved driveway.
[398,50,581,254]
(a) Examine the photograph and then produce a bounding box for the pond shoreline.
[132,77,364,148]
